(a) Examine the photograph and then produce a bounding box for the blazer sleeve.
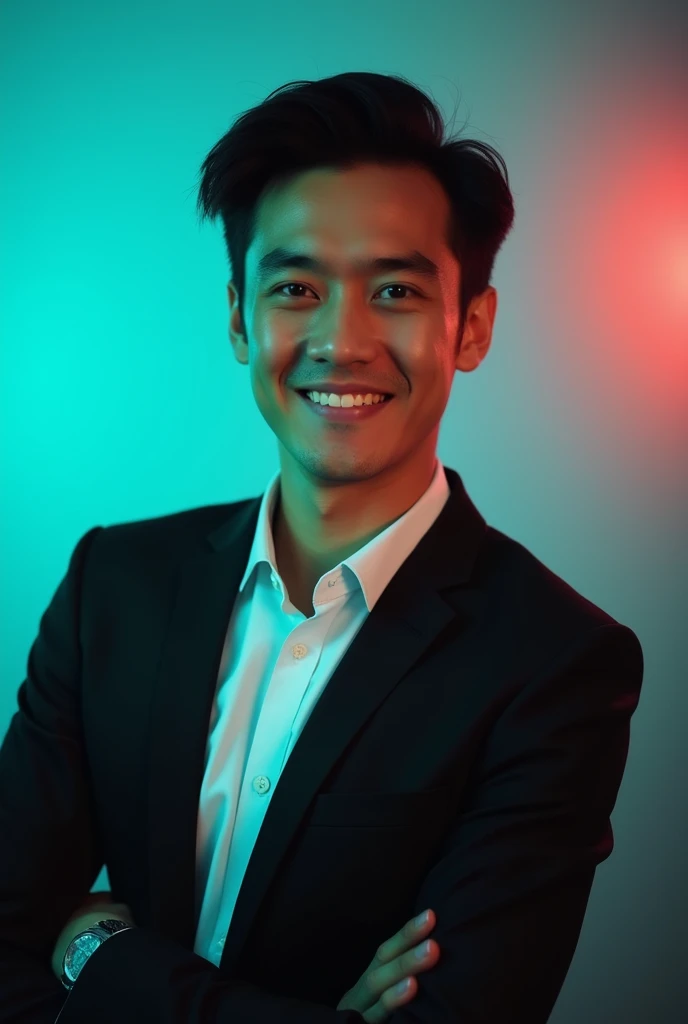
[0,526,106,1023]
[55,622,643,1024]
[410,621,645,1022]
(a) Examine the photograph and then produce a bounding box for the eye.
[269,282,421,300]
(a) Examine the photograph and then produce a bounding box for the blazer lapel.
[145,468,488,966]
[146,497,260,949]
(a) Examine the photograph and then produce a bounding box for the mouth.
[295,390,394,421]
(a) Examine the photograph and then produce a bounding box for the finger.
[364,976,419,1024]
[362,974,415,1024]
[370,935,440,1004]
[375,909,435,964]
[361,912,438,1020]
[385,974,417,1007]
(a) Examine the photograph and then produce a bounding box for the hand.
[336,909,440,1023]
[51,889,136,981]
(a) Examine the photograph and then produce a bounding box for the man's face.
[228,162,496,485]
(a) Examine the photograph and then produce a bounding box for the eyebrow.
[255,247,441,283]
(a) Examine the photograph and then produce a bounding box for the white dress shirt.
[193,457,451,965]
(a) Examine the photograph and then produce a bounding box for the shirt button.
[291,643,308,659]
[216,938,225,950]
[252,775,271,794]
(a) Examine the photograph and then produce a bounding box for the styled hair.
[195,72,515,340]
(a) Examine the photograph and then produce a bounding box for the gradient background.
[1,1,687,1020]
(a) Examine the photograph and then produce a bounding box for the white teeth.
[306,391,387,407]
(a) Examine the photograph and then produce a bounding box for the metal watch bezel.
[61,919,132,989]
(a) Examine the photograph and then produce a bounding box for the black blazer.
[0,466,644,1023]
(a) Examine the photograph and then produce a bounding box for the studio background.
[1,1,686,1021]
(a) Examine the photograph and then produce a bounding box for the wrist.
[52,911,135,982]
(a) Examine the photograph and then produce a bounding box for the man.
[0,72,644,1022]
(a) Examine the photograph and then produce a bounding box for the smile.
[297,390,394,422]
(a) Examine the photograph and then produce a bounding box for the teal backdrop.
[1,1,686,1021]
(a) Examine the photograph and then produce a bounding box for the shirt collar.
[238,458,450,612]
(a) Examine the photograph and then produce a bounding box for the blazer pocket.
[308,787,450,828]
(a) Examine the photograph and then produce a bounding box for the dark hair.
[195,72,515,340]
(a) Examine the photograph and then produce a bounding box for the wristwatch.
[60,918,134,991]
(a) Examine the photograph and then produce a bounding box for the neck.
[271,448,438,600]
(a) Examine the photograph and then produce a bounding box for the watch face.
[64,932,101,982]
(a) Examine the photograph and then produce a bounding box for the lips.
[296,390,394,420]
[298,391,393,406]
[297,389,392,398]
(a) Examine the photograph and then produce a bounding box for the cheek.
[247,355,294,435]
[251,327,294,383]
[408,362,456,428]
[405,342,454,395]
[247,338,281,394]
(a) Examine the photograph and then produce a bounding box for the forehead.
[247,163,454,274]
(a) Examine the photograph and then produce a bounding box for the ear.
[227,282,249,365]
[455,287,497,373]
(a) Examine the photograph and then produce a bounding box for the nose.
[305,293,377,361]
